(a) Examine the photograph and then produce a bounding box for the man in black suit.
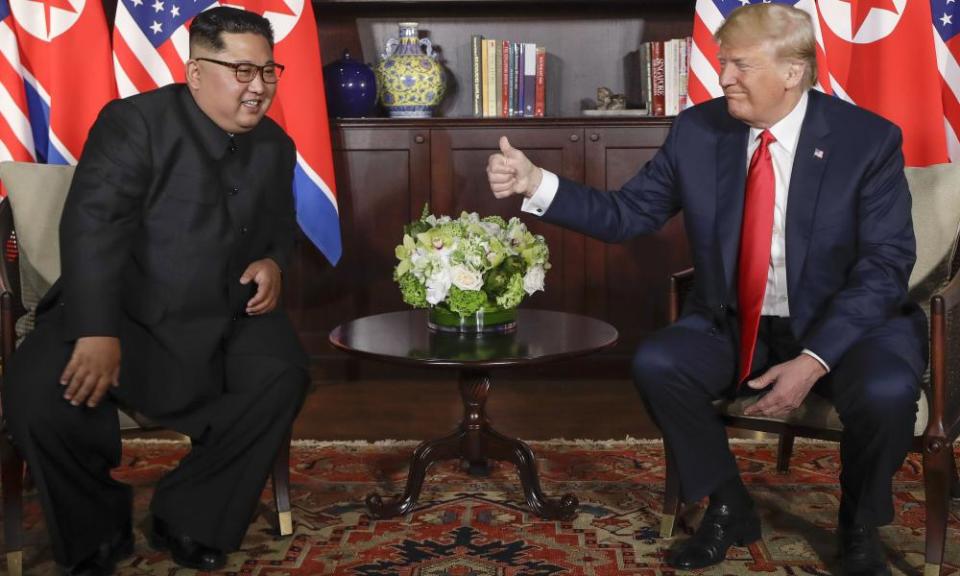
[3,7,310,575]
[487,4,923,576]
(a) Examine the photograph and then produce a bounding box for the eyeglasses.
[195,57,285,83]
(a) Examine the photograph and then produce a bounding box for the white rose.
[426,270,452,305]
[523,266,546,295]
[450,265,484,291]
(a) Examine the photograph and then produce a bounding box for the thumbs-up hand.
[487,136,543,199]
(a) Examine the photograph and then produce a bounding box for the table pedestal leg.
[366,369,578,520]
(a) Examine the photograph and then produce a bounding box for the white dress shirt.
[521,91,829,371]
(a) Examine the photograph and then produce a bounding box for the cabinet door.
[430,127,585,313]
[583,125,692,356]
[288,126,431,354]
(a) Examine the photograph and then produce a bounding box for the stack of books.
[639,37,692,117]
[471,36,546,118]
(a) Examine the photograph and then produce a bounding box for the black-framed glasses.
[195,57,285,83]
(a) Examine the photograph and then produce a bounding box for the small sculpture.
[596,87,627,110]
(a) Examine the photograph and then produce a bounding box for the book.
[502,40,510,118]
[535,46,546,117]
[485,39,497,117]
[471,35,482,117]
[651,41,665,117]
[523,43,536,117]
[480,37,489,117]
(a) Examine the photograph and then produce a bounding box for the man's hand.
[60,336,121,408]
[742,354,827,418]
[241,258,282,315]
[487,136,543,199]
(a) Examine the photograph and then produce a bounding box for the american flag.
[112,0,342,265]
[689,0,957,166]
[0,0,33,162]
[113,0,217,95]
[932,0,960,160]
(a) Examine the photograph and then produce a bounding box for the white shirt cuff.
[521,169,559,216]
[801,349,830,373]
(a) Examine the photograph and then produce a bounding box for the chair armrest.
[669,267,695,323]
[926,270,960,446]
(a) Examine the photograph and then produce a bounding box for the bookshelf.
[291,0,697,377]
[314,0,694,119]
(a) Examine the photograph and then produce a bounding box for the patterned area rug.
[8,438,960,575]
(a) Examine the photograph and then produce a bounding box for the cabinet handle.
[414,135,425,144]
[569,134,580,142]
[589,133,600,142]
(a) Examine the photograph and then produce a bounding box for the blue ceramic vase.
[323,49,378,118]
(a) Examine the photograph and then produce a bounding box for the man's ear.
[186,59,201,90]
[784,61,805,90]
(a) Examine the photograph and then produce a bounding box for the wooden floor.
[292,377,661,441]
[133,371,769,442]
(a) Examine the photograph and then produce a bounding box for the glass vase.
[428,305,517,334]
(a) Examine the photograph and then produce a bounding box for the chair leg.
[1,434,25,576]
[950,446,959,500]
[776,432,795,474]
[272,430,293,537]
[660,441,682,538]
[922,442,952,576]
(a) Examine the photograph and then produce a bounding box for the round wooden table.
[329,308,618,520]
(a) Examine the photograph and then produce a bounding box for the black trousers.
[633,313,925,527]
[2,314,309,566]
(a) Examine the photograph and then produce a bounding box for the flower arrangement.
[394,205,550,319]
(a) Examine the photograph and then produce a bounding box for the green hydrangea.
[495,274,525,309]
[398,272,428,308]
[447,286,488,316]
[482,215,507,228]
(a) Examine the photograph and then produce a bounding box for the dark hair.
[189,6,274,53]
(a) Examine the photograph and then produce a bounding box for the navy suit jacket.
[542,90,926,373]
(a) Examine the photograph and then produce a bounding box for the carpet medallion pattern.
[8,439,960,575]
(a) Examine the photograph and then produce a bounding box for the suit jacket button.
[719,304,728,313]
[708,327,719,335]
[229,187,239,196]
[240,226,248,235]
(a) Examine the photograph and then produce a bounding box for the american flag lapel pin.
[813,148,824,159]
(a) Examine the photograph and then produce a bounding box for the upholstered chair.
[0,161,294,576]
[660,163,960,576]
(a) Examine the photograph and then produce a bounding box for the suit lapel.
[716,121,749,298]
[785,91,831,301]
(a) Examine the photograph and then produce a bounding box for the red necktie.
[737,129,776,384]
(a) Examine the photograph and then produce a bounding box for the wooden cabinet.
[292,0,697,375]
[288,118,692,376]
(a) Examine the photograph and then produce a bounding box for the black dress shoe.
[839,523,892,576]
[667,503,762,570]
[148,516,226,571]
[61,525,134,576]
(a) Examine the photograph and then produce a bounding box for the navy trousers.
[633,312,925,527]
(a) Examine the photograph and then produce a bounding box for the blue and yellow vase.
[377,22,446,118]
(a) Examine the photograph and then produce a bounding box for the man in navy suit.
[487,4,924,575]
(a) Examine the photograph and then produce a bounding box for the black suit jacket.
[39,84,307,434]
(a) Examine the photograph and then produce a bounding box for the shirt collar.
[749,90,808,154]
[177,84,250,158]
